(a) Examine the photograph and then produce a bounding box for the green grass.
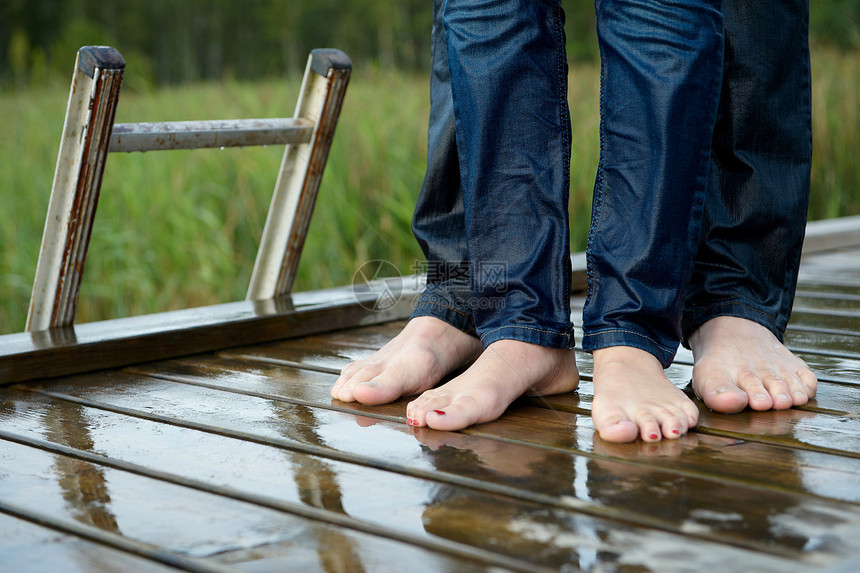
[1,49,857,334]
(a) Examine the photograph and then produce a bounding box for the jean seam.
[585,12,607,310]
[686,300,778,322]
[413,300,477,336]
[415,300,474,322]
[554,0,572,316]
[582,328,676,355]
[479,324,569,342]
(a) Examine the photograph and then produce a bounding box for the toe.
[417,392,478,432]
[736,370,774,411]
[694,369,749,413]
[683,401,701,429]
[407,391,445,428]
[352,371,406,405]
[659,411,689,440]
[637,415,662,443]
[790,367,817,405]
[799,368,818,397]
[761,373,793,409]
[332,363,384,402]
[331,378,357,402]
[593,411,640,443]
[598,420,640,443]
[405,401,424,428]
[425,408,454,430]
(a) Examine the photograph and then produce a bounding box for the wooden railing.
[26,46,351,332]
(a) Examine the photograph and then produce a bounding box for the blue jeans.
[582,0,812,367]
[410,0,811,363]
[411,0,574,349]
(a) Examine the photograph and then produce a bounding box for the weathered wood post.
[26,46,125,332]
[246,49,352,300]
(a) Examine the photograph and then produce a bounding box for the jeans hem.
[411,301,477,336]
[581,328,677,369]
[681,301,784,348]
[479,324,572,350]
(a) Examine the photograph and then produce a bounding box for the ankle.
[593,345,662,368]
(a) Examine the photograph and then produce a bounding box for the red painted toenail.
[671,429,680,435]
[406,418,413,425]
[433,410,446,415]
[649,433,659,440]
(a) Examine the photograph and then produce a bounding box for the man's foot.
[406,339,579,431]
[330,316,483,405]
[689,316,818,413]
[591,346,700,443]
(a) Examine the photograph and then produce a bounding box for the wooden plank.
[570,252,588,293]
[121,356,860,501]
[801,216,860,254]
[800,265,860,281]
[301,320,407,348]
[109,118,314,152]
[566,303,860,342]
[221,339,376,374]
[0,512,180,573]
[0,422,513,572]
[795,290,860,312]
[535,388,860,457]
[9,375,860,569]
[221,335,859,418]
[2,387,819,572]
[801,248,860,271]
[784,329,860,358]
[147,353,860,496]
[0,285,419,385]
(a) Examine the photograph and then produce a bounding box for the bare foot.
[689,316,818,414]
[330,316,483,405]
[591,346,700,443]
[406,339,579,431]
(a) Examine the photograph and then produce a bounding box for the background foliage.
[3,0,856,88]
[1,1,858,334]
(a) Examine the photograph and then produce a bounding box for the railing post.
[247,49,352,300]
[26,46,125,331]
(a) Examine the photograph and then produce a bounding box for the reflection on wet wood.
[5,379,855,569]
[0,512,180,573]
[2,246,860,570]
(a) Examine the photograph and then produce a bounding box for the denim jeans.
[411,0,574,349]
[410,0,811,364]
[582,0,812,367]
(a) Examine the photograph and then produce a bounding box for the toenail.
[794,391,807,401]
[433,410,446,415]
[649,433,658,440]
[777,393,791,402]
[754,393,769,401]
[406,418,413,425]
[671,429,679,435]
[358,381,379,388]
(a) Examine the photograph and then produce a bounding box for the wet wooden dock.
[2,219,860,572]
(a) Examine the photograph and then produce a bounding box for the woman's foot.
[406,339,579,431]
[591,346,700,443]
[330,316,483,405]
